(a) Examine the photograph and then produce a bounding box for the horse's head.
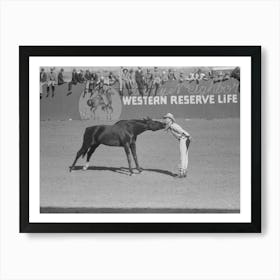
[143,117,165,131]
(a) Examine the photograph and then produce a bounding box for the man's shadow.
[71,165,176,177]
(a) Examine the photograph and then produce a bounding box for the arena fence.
[40,79,240,121]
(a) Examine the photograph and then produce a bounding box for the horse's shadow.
[71,165,176,177]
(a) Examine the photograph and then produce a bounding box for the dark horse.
[69,118,165,175]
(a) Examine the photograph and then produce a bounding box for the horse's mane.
[114,119,149,125]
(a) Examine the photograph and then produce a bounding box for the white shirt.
[166,122,190,140]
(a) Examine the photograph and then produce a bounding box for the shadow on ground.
[70,165,177,177]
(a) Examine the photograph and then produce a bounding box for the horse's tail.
[69,126,94,172]
[81,127,94,158]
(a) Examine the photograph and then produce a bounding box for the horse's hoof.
[129,172,134,176]
[83,166,88,171]
[137,168,143,173]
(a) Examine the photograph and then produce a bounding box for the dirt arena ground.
[40,118,240,213]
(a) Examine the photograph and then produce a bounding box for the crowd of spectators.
[40,67,236,98]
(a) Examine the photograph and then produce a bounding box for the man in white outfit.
[163,113,191,178]
[46,67,57,97]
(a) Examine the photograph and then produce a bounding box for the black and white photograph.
[3,0,280,279]
[20,46,260,232]
[40,65,241,214]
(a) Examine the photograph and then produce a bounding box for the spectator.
[85,69,91,81]
[144,68,153,95]
[168,68,177,80]
[122,68,133,95]
[187,71,199,84]
[87,71,99,97]
[208,70,214,80]
[103,75,110,86]
[40,67,47,98]
[200,71,208,81]
[179,72,185,83]
[128,69,135,89]
[213,71,226,84]
[92,71,99,83]
[57,68,65,85]
[84,69,92,96]
[135,67,145,96]
[152,67,162,96]
[108,71,117,85]
[194,69,201,83]
[47,67,57,97]
[230,67,240,81]
[230,67,240,93]
[162,70,169,84]
[68,68,78,93]
[78,70,85,83]
[94,76,109,98]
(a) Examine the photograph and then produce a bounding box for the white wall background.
[0,0,279,279]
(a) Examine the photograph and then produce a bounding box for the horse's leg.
[184,138,191,177]
[69,145,88,172]
[130,142,142,173]
[83,144,99,170]
[124,144,133,175]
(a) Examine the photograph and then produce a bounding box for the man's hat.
[123,68,128,72]
[163,113,175,122]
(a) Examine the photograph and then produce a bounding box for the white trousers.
[47,80,56,87]
[179,137,189,171]
[85,80,90,90]
[40,82,47,93]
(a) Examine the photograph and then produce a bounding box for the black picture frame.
[20,46,261,233]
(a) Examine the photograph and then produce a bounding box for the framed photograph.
[20,46,261,233]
